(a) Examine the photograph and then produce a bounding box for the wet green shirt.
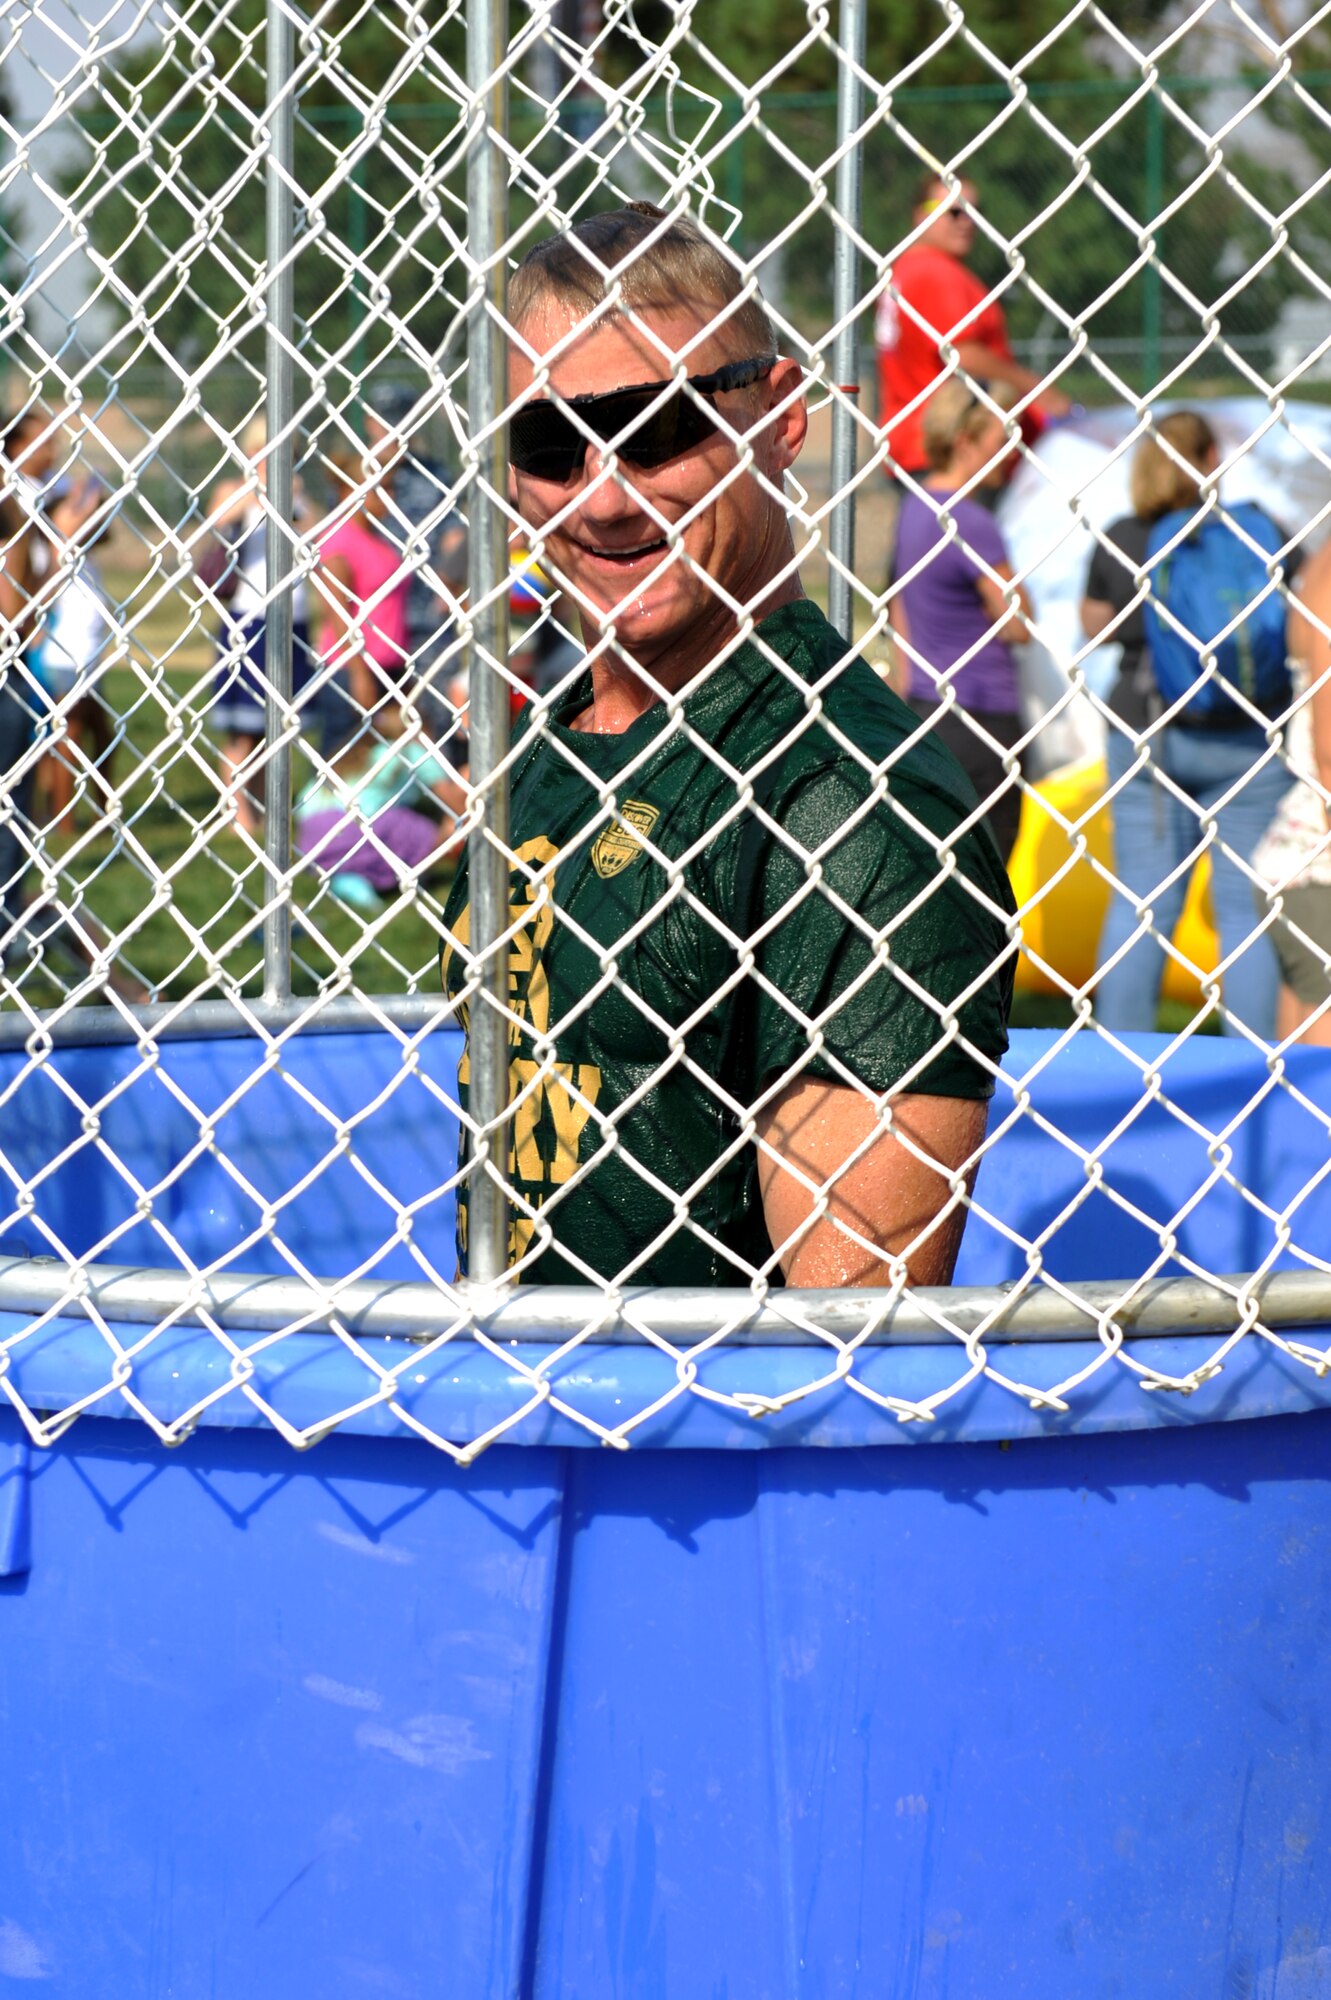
[442,599,1015,1286]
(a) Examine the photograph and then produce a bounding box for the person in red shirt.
[876,174,1071,479]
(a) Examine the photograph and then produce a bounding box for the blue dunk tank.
[1,1022,1330,1997]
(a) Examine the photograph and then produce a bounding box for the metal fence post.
[465,0,513,1286]
[263,0,297,1003]
[1143,84,1165,396]
[828,0,866,646]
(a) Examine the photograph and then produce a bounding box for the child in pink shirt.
[318,452,413,712]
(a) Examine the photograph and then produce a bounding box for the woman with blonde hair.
[1081,410,1294,1036]
[889,377,1032,862]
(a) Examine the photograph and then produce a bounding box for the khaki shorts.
[1267,882,1331,1007]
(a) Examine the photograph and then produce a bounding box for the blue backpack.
[1143,501,1291,721]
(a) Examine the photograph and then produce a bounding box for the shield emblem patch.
[591,799,659,879]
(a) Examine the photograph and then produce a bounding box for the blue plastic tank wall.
[1,1027,1329,1284]
[0,1028,1329,1998]
[3,1408,1330,1997]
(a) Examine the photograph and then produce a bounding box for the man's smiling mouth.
[576,537,671,567]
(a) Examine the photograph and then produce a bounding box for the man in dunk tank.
[443,202,1017,1290]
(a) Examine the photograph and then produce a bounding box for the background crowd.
[877,171,1331,1049]
[1,221,1329,1043]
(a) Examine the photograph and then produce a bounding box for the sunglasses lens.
[509,405,583,481]
[510,380,726,479]
[613,390,718,469]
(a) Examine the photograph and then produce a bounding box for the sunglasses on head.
[508,354,777,483]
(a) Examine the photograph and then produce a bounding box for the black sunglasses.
[508,354,777,483]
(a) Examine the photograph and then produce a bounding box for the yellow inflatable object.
[1009,759,1216,1008]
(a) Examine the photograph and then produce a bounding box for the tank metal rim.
[1,1255,1328,1344]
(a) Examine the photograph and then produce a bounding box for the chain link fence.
[1,0,1330,1460]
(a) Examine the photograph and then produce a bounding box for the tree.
[61,0,471,409]
[63,0,1298,400]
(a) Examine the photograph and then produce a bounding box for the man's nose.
[573,445,646,517]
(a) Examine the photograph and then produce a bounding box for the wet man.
[443,203,1015,1290]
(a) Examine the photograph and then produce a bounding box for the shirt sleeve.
[1084,518,1146,617]
[47,576,109,676]
[734,761,1014,1103]
[952,499,1009,575]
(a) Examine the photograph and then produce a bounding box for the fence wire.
[0,0,1330,1458]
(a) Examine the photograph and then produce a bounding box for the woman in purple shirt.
[889,381,1033,862]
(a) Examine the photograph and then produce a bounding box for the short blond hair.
[921,378,1013,471]
[508,202,776,360]
[1130,410,1215,522]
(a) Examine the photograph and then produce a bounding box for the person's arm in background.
[206,473,251,533]
[0,504,34,642]
[318,543,377,714]
[976,561,1033,644]
[1288,542,1331,799]
[47,477,104,551]
[958,502,1033,643]
[756,1080,986,1286]
[953,340,1072,420]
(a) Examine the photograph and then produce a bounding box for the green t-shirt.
[442,598,1016,1287]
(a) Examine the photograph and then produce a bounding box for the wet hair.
[921,377,1014,470]
[1130,410,1216,522]
[507,201,776,358]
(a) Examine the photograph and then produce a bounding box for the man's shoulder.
[734,603,981,815]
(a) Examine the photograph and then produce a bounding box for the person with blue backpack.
[1080,410,1297,1037]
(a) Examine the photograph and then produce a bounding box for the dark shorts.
[1266,882,1331,1007]
[211,619,317,739]
[907,698,1026,865]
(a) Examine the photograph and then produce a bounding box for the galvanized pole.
[464,0,512,1286]
[262,0,296,1001]
[827,0,866,647]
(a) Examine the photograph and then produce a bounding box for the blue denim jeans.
[1095,723,1286,1037]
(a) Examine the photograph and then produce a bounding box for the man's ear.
[762,356,807,474]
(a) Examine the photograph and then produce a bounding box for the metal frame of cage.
[1,0,1330,1451]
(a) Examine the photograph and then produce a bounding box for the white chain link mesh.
[1,0,1330,1459]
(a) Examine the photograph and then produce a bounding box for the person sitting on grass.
[296,694,467,915]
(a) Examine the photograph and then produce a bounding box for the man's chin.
[579,578,693,653]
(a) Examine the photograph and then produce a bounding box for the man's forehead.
[510,299,734,379]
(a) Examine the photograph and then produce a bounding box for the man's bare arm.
[755,1075,988,1287]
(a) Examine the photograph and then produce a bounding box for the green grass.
[9,598,452,1014]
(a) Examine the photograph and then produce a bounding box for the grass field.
[8,557,452,1013]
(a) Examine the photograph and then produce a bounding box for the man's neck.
[568,575,806,736]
